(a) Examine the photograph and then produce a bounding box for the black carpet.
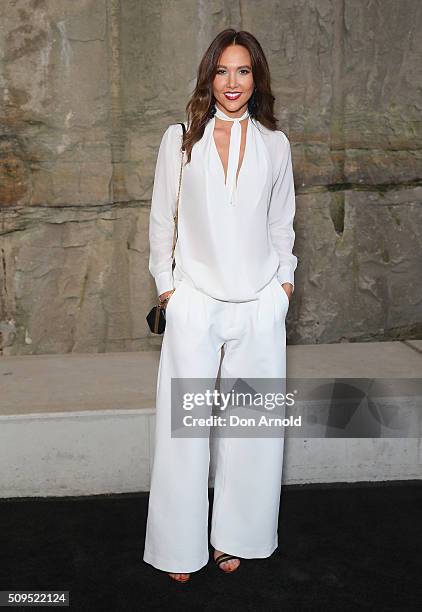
[0,482,421,611]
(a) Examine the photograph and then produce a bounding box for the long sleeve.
[148,125,182,296]
[268,131,298,292]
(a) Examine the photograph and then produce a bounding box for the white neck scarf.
[214,106,249,206]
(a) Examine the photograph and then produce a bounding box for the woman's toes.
[214,550,240,572]
[168,572,190,581]
[220,558,240,571]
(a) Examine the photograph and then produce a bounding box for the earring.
[209,102,217,118]
[248,87,258,118]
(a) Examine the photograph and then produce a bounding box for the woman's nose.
[227,74,238,89]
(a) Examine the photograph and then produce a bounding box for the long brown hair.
[183,29,279,163]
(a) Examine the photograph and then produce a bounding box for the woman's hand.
[281,282,293,301]
[158,288,175,308]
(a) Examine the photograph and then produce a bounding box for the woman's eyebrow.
[216,64,252,69]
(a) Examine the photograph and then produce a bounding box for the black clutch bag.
[146,303,167,334]
[146,122,186,334]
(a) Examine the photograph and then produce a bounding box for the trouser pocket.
[165,278,186,318]
[271,277,290,313]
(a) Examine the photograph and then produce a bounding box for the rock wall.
[1,0,421,355]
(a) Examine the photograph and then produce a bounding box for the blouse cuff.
[276,266,295,293]
[154,271,174,297]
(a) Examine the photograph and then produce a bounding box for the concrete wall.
[1,409,420,498]
[0,344,420,495]
[1,0,421,355]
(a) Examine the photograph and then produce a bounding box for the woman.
[143,28,297,583]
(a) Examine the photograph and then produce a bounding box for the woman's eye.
[216,69,250,75]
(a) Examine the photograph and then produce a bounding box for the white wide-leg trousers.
[143,274,289,573]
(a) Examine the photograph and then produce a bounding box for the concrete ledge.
[1,341,421,497]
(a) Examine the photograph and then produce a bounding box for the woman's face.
[212,44,255,118]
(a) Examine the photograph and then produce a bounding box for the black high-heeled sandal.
[214,552,240,573]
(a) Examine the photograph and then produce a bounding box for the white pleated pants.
[143,274,289,573]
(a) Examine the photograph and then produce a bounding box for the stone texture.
[0,204,160,354]
[0,0,421,354]
[291,186,422,344]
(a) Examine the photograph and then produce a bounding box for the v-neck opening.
[212,117,249,189]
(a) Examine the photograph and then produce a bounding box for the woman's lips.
[224,92,242,100]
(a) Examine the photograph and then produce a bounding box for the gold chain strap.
[171,129,185,261]
[156,126,185,313]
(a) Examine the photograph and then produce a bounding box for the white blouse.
[148,113,298,303]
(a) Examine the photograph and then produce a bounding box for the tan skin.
[166,44,292,582]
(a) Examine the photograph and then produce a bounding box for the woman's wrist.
[281,282,293,300]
